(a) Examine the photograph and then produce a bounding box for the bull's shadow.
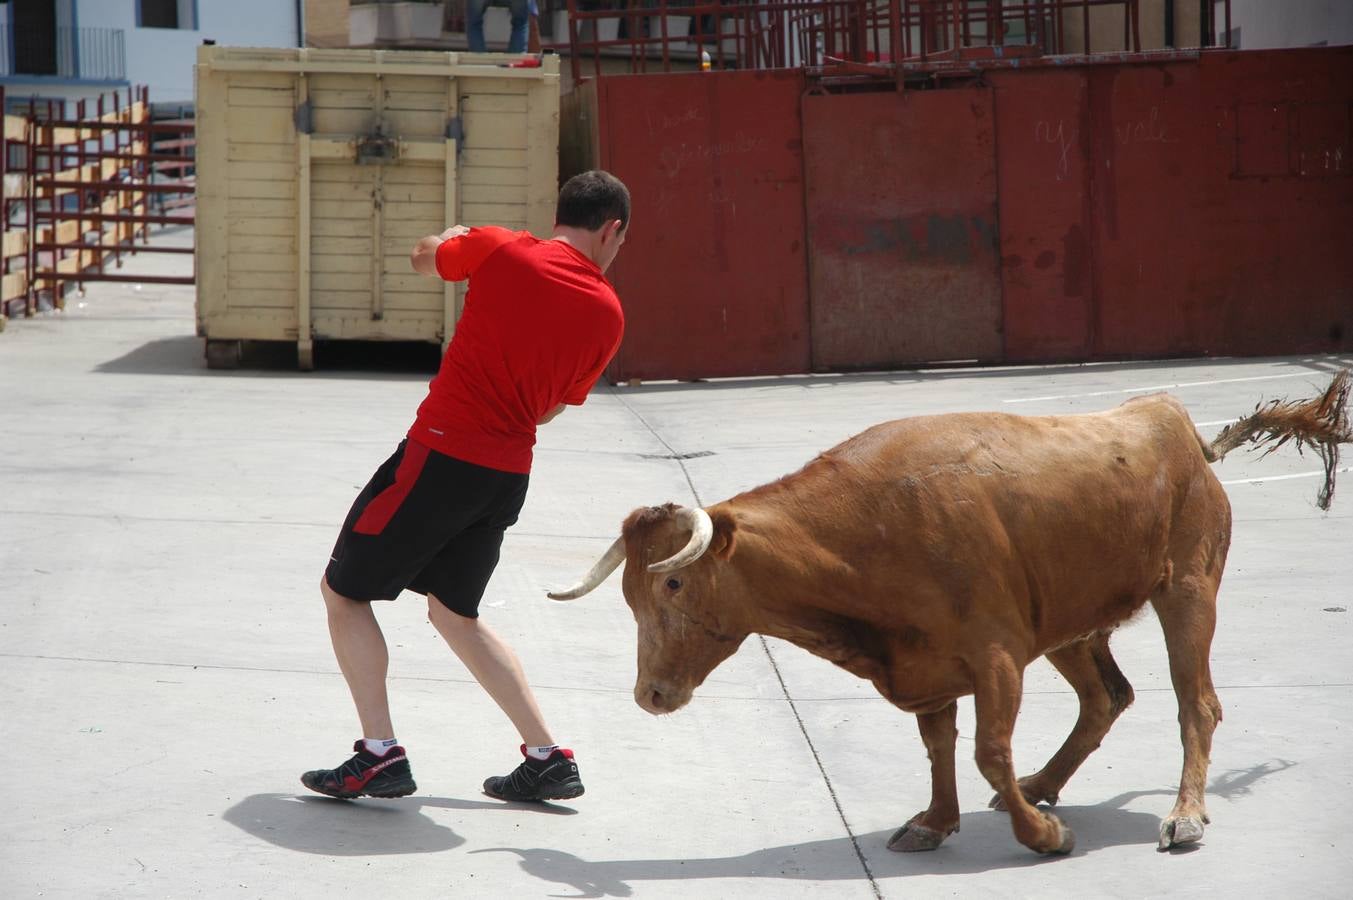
[219,760,1290,888]
[471,760,1294,898]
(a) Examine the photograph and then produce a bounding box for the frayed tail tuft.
[1208,370,1352,510]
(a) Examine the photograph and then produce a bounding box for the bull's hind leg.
[1150,575,1224,850]
[974,649,1075,855]
[990,632,1134,810]
[889,701,960,852]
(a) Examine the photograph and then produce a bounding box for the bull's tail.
[1202,369,1352,510]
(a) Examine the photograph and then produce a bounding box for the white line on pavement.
[1003,371,1321,404]
[1220,467,1352,486]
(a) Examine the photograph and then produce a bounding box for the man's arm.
[538,404,566,425]
[410,225,471,277]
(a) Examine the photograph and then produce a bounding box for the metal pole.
[891,0,903,89]
[76,96,88,299]
[565,0,581,84]
[658,0,671,71]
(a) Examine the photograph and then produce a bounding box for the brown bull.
[550,371,1351,856]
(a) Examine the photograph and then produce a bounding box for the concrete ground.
[2,229,1350,899]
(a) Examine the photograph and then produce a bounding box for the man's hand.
[410,225,469,277]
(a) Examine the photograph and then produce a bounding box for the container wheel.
[205,339,242,369]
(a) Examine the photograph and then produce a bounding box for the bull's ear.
[709,509,738,561]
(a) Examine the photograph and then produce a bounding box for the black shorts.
[325,439,529,617]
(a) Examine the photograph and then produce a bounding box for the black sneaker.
[483,745,585,801]
[300,740,417,799]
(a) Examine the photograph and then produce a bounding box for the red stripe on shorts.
[353,441,431,536]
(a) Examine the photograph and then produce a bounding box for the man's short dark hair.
[556,170,630,232]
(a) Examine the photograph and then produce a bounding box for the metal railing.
[0,26,127,81]
[555,0,1234,81]
[1,85,196,319]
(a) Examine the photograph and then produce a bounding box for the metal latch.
[356,123,398,165]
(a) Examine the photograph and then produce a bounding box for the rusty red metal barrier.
[581,44,1349,382]
[803,87,1003,369]
[596,69,813,381]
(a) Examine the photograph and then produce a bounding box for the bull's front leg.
[888,702,960,851]
[975,651,1076,855]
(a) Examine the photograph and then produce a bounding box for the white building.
[1,0,303,109]
[1223,0,1353,49]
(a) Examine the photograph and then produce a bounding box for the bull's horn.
[647,507,714,573]
[547,537,626,600]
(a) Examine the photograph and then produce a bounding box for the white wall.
[1227,0,1353,49]
[78,0,302,104]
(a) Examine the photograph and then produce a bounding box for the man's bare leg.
[426,595,553,747]
[321,575,394,740]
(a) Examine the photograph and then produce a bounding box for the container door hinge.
[294,100,313,135]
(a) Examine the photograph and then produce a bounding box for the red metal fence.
[584,45,1352,381]
[1,85,195,321]
[558,0,1234,82]
[1,105,31,319]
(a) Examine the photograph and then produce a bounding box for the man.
[301,170,629,803]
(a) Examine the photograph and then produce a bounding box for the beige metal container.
[194,46,560,369]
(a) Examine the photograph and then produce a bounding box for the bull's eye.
[665,577,682,591]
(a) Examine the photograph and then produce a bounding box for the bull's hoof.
[1047,816,1076,855]
[887,816,955,852]
[1158,815,1205,851]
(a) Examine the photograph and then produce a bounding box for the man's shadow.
[222,793,576,856]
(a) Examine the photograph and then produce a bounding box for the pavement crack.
[108,752,168,780]
[606,385,706,507]
[758,635,882,899]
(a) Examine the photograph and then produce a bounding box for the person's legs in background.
[466,0,490,51]
[507,0,530,53]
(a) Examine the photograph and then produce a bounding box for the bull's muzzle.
[635,680,692,715]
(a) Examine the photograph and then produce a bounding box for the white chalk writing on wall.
[1034,119,1078,182]
[659,133,768,180]
[1114,107,1177,146]
[1036,108,1177,181]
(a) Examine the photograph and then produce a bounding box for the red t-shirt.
[407,226,624,474]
